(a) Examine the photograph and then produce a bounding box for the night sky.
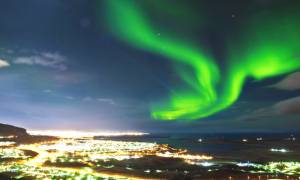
[0,0,299,132]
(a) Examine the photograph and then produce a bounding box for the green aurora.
[104,0,300,121]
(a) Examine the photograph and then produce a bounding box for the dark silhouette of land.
[0,123,57,144]
[0,123,28,137]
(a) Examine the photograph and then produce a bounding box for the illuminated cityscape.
[0,132,213,179]
[0,131,300,179]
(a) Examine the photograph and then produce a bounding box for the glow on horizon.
[28,130,149,138]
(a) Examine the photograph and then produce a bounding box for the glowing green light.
[104,1,300,120]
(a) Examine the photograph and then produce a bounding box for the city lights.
[270,148,289,153]
[0,131,299,179]
[0,132,213,179]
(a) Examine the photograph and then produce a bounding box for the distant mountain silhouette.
[0,123,28,137]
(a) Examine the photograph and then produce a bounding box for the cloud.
[97,98,115,105]
[43,89,52,93]
[82,96,115,105]
[0,59,10,68]
[0,48,14,54]
[14,52,67,70]
[82,96,93,102]
[65,96,74,100]
[273,96,300,115]
[271,71,300,90]
[238,96,300,122]
[236,107,274,122]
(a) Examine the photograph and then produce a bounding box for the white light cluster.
[28,130,149,138]
[270,148,289,153]
[0,141,15,146]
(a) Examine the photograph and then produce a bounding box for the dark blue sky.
[0,0,299,132]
